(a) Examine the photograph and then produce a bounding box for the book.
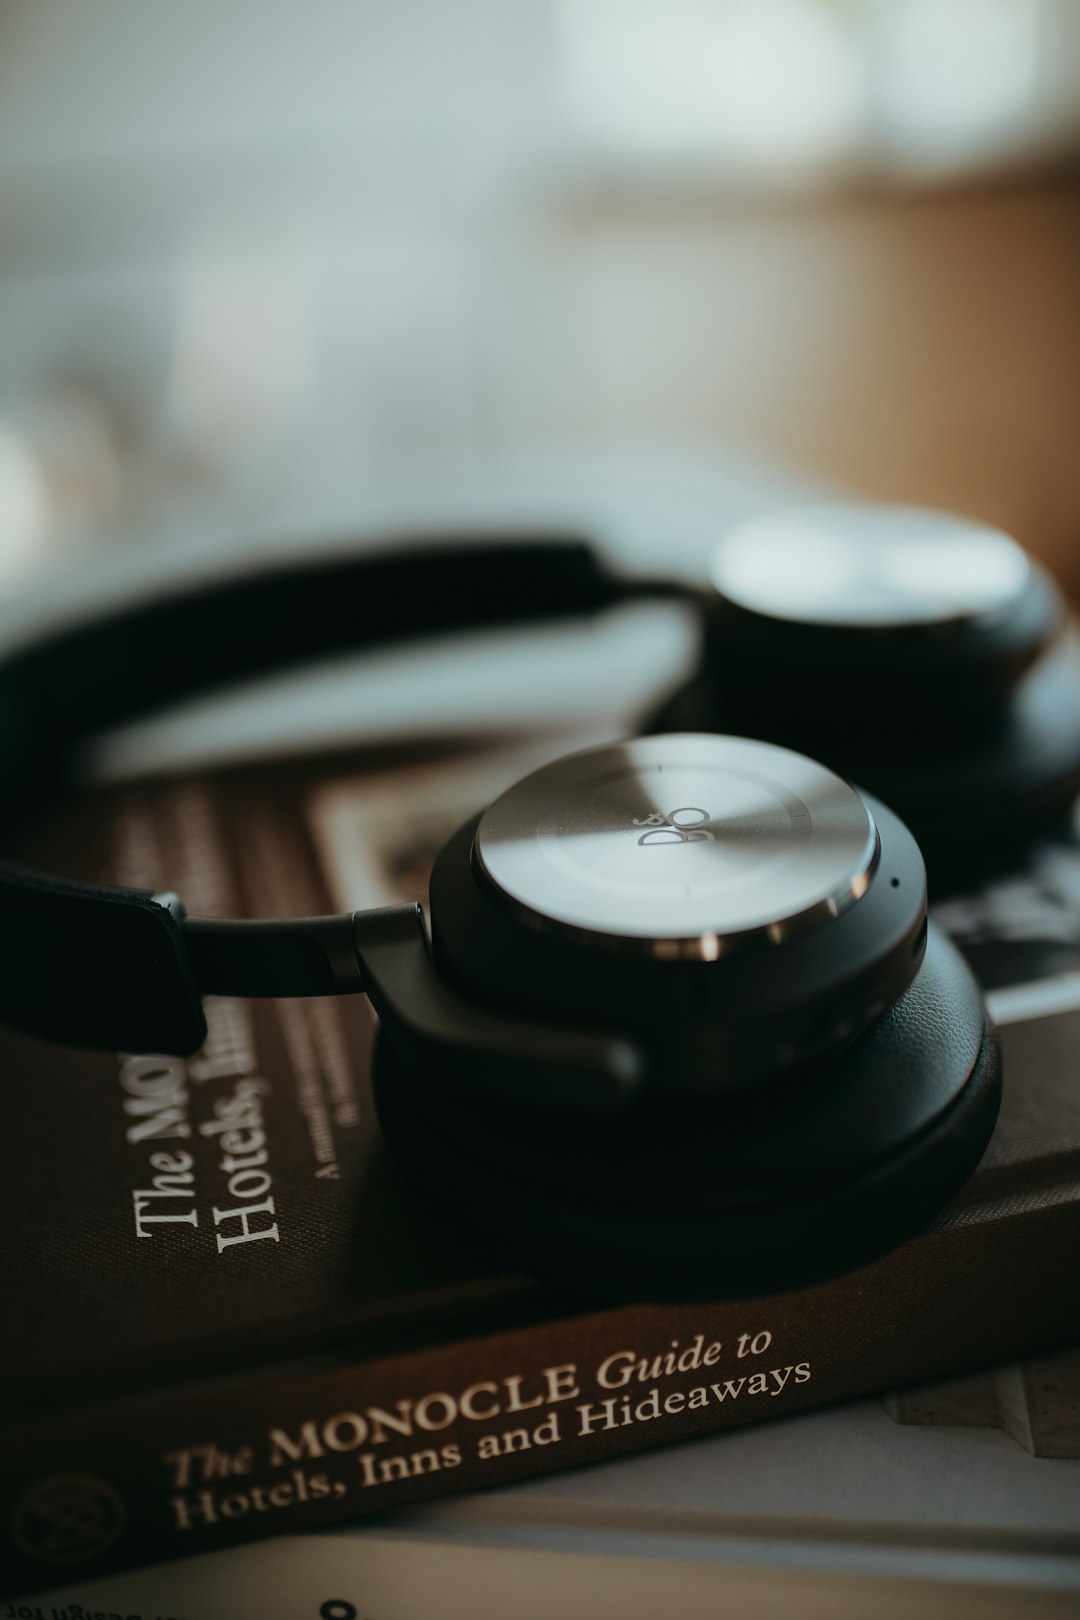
[4,738,1080,1601]
[25,1372,1080,1620]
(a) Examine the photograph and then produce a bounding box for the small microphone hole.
[890,877,900,888]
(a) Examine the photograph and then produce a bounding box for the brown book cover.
[3,742,1080,1600]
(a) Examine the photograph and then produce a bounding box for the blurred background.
[6,15,1080,1614]
[0,0,1078,591]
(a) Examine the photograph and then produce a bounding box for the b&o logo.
[633,807,714,846]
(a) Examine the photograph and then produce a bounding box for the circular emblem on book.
[11,1472,125,1565]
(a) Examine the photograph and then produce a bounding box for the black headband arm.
[0,876,641,1107]
[1,533,643,765]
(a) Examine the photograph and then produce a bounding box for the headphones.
[6,499,1068,1301]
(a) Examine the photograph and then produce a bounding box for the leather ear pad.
[372,925,1001,1301]
[649,635,1080,887]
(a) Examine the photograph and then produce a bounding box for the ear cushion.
[372,924,1000,1301]
[649,635,1080,888]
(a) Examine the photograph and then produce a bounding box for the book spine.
[4,1193,1080,1600]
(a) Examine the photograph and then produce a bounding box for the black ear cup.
[372,732,1002,1301]
[373,924,999,1301]
[649,505,1080,889]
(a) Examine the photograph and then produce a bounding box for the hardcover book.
[4,740,1080,1600]
[28,1362,1080,1620]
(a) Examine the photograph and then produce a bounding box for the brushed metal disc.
[710,505,1031,630]
[474,734,879,954]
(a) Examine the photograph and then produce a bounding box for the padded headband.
[0,533,668,1055]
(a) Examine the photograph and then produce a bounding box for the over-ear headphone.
[375,733,997,1300]
[652,504,1080,889]
[0,513,1031,1300]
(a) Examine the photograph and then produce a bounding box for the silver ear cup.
[475,733,879,956]
[710,505,1033,631]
